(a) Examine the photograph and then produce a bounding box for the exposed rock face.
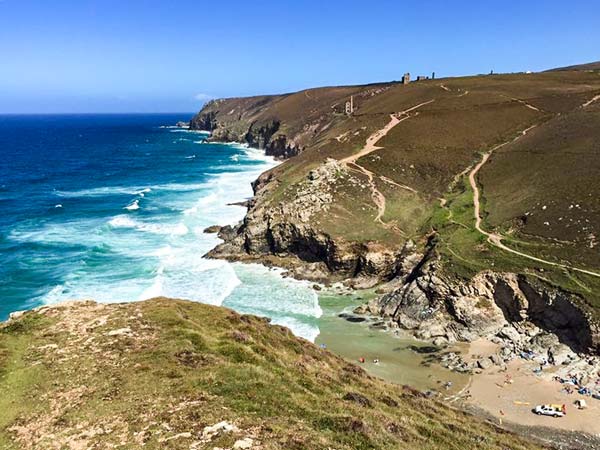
[189,99,301,159]
[207,159,405,285]
[364,253,599,354]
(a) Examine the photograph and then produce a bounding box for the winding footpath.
[341,100,434,223]
[468,125,600,279]
[582,93,600,108]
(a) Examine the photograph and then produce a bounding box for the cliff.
[0,299,543,450]
[196,70,600,356]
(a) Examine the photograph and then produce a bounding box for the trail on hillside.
[468,124,600,279]
[509,97,541,112]
[341,99,435,165]
[582,93,600,108]
[341,100,434,224]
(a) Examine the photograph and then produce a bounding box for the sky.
[1,0,599,113]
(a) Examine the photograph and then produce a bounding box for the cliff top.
[0,298,543,449]
[191,69,600,319]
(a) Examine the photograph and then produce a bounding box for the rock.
[202,421,239,440]
[233,438,254,449]
[106,327,133,337]
[432,337,447,347]
[548,344,577,365]
[338,313,366,323]
[477,358,492,370]
[203,225,221,234]
[8,310,26,321]
[490,354,504,366]
[497,326,522,344]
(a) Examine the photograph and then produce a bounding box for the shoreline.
[197,133,600,444]
[6,121,598,447]
[462,339,600,437]
[315,288,469,395]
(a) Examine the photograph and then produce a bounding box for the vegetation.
[196,68,600,316]
[0,298,545,449]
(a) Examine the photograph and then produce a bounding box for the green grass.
[0,299,544,449]
[197,69,600,320]
[428,172,600,320]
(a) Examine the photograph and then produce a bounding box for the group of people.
[358,357,380,364]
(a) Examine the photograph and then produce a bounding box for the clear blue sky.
[1,0,599,113]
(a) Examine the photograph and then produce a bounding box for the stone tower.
[345,96,354,115]
[402,73,410,85]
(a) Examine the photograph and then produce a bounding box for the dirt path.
[582,93,600,108]
[341,100,434,223]
[341,99,434,165]
[468,125,600,279]
[510,97,541,112]
[346,162,388,224]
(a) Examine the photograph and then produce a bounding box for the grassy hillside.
[0,299,544,450]
[547,61,600,72]
[194,69,600,316]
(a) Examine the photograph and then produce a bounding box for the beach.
[464,339,600,436]
[316,289,469,395]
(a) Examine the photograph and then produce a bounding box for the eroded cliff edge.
[192,72,600,358]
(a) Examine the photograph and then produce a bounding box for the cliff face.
[360,248,599,355]
[190,97,307,158]
[194,71,600,356]
[191,109,300,159]
[207,160,405,286]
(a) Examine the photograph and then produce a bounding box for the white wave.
[108,216,137,228]
[184,155,196,159]
[42,285,66,304]
[55,204,63,208]
[124,199,140,211]
[32,139,316,341]
[169,129,210,135]
[241,146,279,164]
[56,184,211,199]
[108,215,189,236]
[153,183,208,192]
[225,263,322,341]
[55,186,146,198]
[139,265,164,300]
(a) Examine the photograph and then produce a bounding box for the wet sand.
[316,291,468,395]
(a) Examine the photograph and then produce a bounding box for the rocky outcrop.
[361,253,599,355]
[207,159,406,285]
[189,99,302,159]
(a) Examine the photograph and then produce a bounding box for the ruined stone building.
[345,96,354,115]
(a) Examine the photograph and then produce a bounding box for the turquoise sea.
[0,114,321,340]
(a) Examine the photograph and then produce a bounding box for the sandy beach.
[464,339,600,436]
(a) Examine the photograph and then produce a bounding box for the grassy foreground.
[0,298,544,449]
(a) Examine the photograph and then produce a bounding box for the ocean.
[0,114,321,340]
